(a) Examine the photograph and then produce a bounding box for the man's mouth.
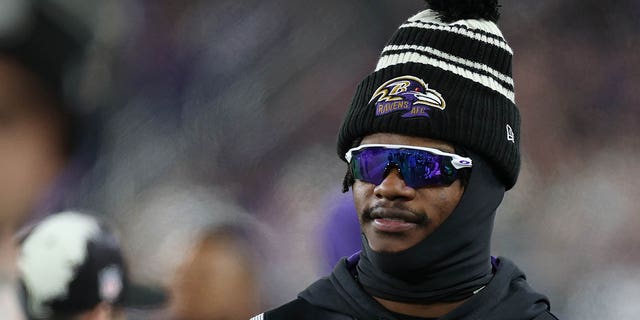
[372,218,419,233]
[363,207,427,233]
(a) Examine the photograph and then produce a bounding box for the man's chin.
[364,229,421,253]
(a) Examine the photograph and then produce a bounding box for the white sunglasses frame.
[345,144,473,169]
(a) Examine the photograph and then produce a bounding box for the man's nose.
[373,168,416,201]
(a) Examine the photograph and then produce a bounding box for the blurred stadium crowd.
[0,0,639,319]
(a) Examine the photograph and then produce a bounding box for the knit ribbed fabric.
[338,9,520,189]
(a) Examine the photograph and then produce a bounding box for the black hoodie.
[254,254,557,320]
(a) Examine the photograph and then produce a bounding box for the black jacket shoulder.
[252,298,558,320]
[255,256,560,320]
[251,298,353,320]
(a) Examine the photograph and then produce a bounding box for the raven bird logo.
[369,75,445,118]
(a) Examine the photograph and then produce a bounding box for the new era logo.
[506,124,515,143]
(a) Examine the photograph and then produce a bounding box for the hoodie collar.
[299,255,550,320]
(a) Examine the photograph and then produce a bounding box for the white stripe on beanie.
[401,11,513,55]
[376,51,515,103]
[379,44,514,88]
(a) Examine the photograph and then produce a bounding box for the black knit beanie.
[337,0,520,189]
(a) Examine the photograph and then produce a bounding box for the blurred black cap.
[17,211,167,319]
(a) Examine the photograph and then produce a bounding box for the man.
[253,1,558,319]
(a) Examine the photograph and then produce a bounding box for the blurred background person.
[168,226,261,320]
[0,0,97,317]
[16,211,150,320]
[114,181,277,320]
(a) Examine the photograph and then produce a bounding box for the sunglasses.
[345,144,472,188]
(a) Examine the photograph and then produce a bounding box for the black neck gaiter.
[356,152,506,304]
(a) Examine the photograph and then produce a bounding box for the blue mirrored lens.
[350,147,460,188]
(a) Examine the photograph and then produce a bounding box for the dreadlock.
[341,137,362,193]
